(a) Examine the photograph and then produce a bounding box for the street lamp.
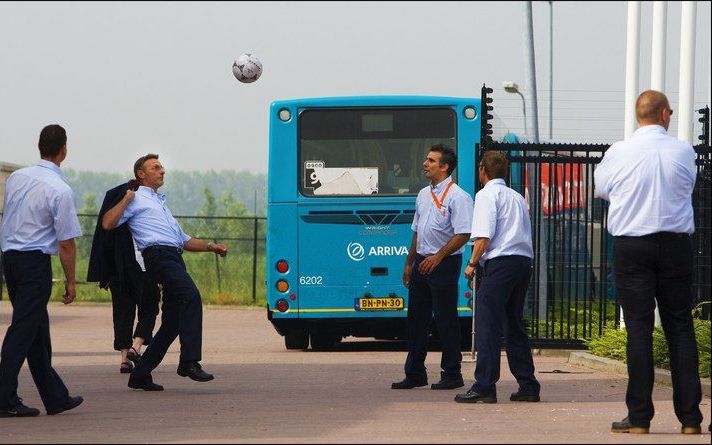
[503,81,528,140]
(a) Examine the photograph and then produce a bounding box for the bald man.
[594,90,703,435]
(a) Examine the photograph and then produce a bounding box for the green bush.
[586,316,711,378]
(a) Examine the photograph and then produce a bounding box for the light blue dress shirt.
[118,186,191,251]
[411,176,473,256]
[470,178,534,264]
[0,160,82,255]
[594,125,696,236]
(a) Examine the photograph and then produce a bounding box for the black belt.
[616,232,689,240]
[143,245,184,255]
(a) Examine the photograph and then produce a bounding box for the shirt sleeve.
[593,145,616,200]
[117,200,135,226]
[470,191,496,239]
[411,191,421,233]
[52,189,83,241]
[450,191,474,234]
[179,224,192,246]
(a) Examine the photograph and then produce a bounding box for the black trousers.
[404,254,462,381]
[131,247,203,379]
[613,233,702,428]
[110,270,160,351]
[0,250,70,411]
[472,255,539,398]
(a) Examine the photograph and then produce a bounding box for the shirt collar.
[430,175,453,193]
[633,124,667,136]
[36,159,64,179]
[484,178,506,188]
[137,185,165,201]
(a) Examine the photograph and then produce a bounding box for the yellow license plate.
[356,297,404,311]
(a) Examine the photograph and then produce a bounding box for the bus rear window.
[299,108,456,197]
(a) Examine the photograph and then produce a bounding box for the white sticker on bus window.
[312,167,379,195]
[304,160,325,189]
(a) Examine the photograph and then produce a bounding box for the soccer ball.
[232,53,262,83]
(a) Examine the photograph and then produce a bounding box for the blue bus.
[266,96,482,350]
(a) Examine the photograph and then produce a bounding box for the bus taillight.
[276,260,289,273]
[465,292,472,299]
[276,299,289,312]
[276,280,289,293]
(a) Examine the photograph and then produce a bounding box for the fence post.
[252,217,258,303]
[214,238,222,294]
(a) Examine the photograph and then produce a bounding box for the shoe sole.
[0,411,40,418]
[391,383,428,389]
[681,427,701,434]
[128,383,164,391]
[510,396,540,402]
[431,383,465,390]
[454,397,497,404]
[47,398,83,416]
[611,428,649,434]
[177,370,214,382]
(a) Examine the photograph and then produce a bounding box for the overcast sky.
[1,1,710,173]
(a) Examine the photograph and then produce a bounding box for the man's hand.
[124,189,136,202]
[63,281,76,305]
[208,242,228,257]
[464,264,476,280]
[402,264,412,288]
[418,253,443,275]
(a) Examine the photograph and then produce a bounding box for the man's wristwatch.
[467,261,477,267]
[207,242,215,252]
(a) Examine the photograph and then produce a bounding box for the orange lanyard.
[430,181,455,215]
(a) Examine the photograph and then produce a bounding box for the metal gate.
[478,85,711,348]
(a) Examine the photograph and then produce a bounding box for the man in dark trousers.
[594,90,703,435]
[102,154,228,391]
[87,180,161,374]
[454,150,540,404]
[391,144,472,390]
[0,124,84,417]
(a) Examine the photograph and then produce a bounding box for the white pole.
[677,1,697,143]
[624,1,641,139]
[548,1,553,141]
[523,1,540,143]
[651,2,667,91]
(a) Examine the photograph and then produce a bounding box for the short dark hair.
[38,124,67,158]
[479,151,508,180]
[134,153,159,179]
[429,143,457,176]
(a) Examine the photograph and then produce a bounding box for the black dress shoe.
[454,389,497,404]
[0,400,40,418]
[127,347,142,364]
[391,377,428,389]
[47,396,84,415]
[431,377,465,390]
[510,390,540,402]
[177,361,214,382]
[611,417,649,434]
[681,424,701,434]
[128,374,164,391]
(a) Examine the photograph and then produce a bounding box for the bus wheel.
[285,330,309,350]
[310,332,340,351]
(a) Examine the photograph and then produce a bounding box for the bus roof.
[270,96,479,109]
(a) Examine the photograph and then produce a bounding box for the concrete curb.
[568,351,711,397]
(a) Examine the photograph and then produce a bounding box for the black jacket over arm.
[87,181,141,289]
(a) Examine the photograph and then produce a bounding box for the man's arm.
[58,238,77,304]
[102,190,135,230]
[464,237,490,280]
[184,238,228,257]
[417,233,470,275]
[402,232,418,287]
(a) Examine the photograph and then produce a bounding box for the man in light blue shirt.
[0,124,84,417]
[594,90,702,435]
[392,144,472,391]
[102,154,228,391]
[455,150,540,405]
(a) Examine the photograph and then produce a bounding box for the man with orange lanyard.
[392,144,473,390]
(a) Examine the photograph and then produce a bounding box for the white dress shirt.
[470,178,533,264]
[593,125,696,236]
[411,176,473,256]
[0,160,82,254]
[118,186,191,250]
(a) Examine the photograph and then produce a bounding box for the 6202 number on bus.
[299,276,323,285]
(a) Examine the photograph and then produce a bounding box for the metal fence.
[479,103,711,348]
[0,215,267,304]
